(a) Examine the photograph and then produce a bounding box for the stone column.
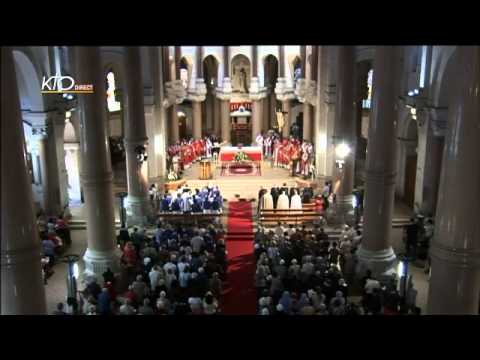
[356,46,398,277]
[314,46,328,180]
[52,113,69,208]
[221,99,231,143]
[282,100,291,138]
[75,46,120,278]
[331,46,356,224]
[30,113,62,216]
[124,47,150,226]
[270,92,276,129]
[427,46,480,315]
[205,93,213,134]
[169,106,180,143]
[303,103,312,141]
[150,47,168,182]
[251,99,262,143]
[213,96,221,136]
[263,96,270,131]
[1,46,47,315]
[192,100,202,139]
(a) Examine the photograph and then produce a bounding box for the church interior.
[1,45,479,316]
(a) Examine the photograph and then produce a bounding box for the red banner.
[230,101,252,112]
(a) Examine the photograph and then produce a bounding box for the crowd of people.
[70,220,228,315]
[167,135,222,177]
[255,131,315,178]
[37,211,72,283]
[253,222,421,315]
[258,184,315,212]
[148,184,224,214]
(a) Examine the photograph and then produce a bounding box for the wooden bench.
[258,202,322,226]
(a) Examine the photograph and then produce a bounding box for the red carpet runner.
[221,201,257,315]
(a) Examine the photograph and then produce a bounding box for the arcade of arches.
[1,46,479,315]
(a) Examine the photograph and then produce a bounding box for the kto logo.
[41,74,94,94]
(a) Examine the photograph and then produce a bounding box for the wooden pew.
[258,202,322,226]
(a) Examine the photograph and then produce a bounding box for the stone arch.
[12,50,44,112]
[430,46,457,107]
[231,54,251,93]
[397,113,419,209]
[203,55,219,87]
[429,48,457,129]
[263,54,279,88]
[179,55,194,89]
[290,55,302,82]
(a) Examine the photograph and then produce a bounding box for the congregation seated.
[159,185,223,214]
[76,220,227,315]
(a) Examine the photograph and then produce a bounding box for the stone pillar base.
[83,248,121,281]
[356,245,397,280]
[327,194,355,226]
[126,195,151,226]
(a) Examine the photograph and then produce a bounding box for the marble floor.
[45,160,430,314]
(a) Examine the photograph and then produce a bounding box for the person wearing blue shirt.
[171,194,182,212]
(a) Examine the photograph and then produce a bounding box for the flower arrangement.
[234,151,250,162]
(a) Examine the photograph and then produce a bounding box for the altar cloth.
[219,146,262,162]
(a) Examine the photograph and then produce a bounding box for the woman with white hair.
[203,292,219,315]
[156,291,171,314]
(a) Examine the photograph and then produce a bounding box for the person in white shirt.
[163,257,177,275]
[364,278,381,294]
[287,225,296,237]
[179,267,191,288]
[177,256,189,274]
[190,231,204,254]
[149,265,163,291]
[274,222,285,237]
[119,299,136,315]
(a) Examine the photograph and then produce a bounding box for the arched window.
[106,70,121,112]
[293,57,302,82]
[180,58,190,89]
[362,69,373,109]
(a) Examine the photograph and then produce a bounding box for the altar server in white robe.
[256,133,264,149]
[290,189,303,215]
[276,191,290,215]
[261,191,274,211]
[205,137,213,158]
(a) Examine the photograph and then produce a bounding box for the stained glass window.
[106,71,121,112]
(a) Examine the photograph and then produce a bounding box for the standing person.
[149,184,157,209]
[423,219,434,275]
[271,185,280,209]
[405,218,419,259]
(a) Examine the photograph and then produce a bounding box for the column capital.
[24,111,64,138]
[295,78,317,105]
[216,77,233,100]
[274,77,295,101]
[164,79,187,107]
[248,77,268,101]
[187,78,207,102]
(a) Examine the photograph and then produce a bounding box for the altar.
[219,146,262,176]
[219,146,263,163]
